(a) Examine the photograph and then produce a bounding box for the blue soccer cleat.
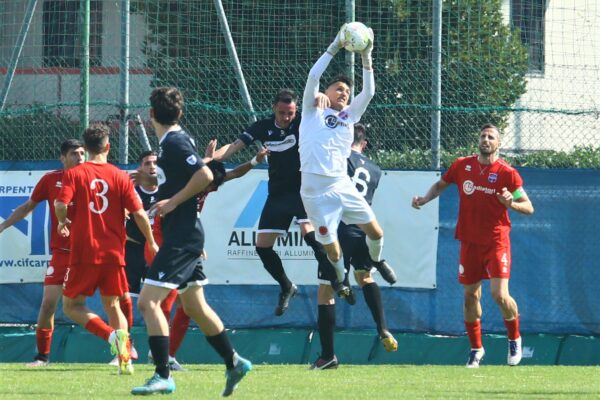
[131,373,176,395]
[222,354,252,397]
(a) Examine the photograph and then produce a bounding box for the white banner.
[0,169,440,288]
[0,170,51,283]
[201,169,440,288]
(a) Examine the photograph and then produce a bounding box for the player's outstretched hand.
[411,196,425,209]
[130,169,156,187]
[256,147,269,164]
[327,23,347,56]
[361,28,374,69]
[314,92,331,109]
[204,137,217,160]
[150,199,176,218]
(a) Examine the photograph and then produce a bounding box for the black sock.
[317,304,336,360]
[206,330,235,369]
[256,246,291,291]
[363,282,388,336]
[304,231,343,284]
[148,336,170,378]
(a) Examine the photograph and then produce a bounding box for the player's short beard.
[479,145,496,156]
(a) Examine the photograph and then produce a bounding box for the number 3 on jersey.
[352,166,371,197]
[89,178,109,214]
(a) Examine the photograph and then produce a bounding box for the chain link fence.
[1,0,599,167]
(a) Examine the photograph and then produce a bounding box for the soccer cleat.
[222,354,252,397]
[343,287,356,305]
[466,348,485,368]
[507,337,523,366]
[26,359,49,367]
[131,373,176,395]
[169,356,186,371]
[310,355,339,370]
[331,279,350,299]
[109,355,119,366]
[380,331,398,352]
[274,284,298,316]
[110,329,131,374]
[131,344,139,361]
[372,260,397,285]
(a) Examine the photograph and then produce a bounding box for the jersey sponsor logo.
[156,166,166,186]
[264,134,297,153]
[488,173,498,183]
[186,155,198,165]
[324,115,339,128]
[462,180,495,196]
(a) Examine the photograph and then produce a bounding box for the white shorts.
[300,172,375,245]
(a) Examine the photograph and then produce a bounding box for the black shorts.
[339,222,372,272]
[145,245,207,292]
[125,241,147,295]
[258,192,308,234]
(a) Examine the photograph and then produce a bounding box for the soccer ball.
[341,22,371,53]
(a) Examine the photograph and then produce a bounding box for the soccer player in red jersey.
[412,124,534,368]
[54,124,158,374]
[0,139,85,366]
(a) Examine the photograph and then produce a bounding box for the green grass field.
[2,363,599,399]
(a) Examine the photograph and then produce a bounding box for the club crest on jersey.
[488,173,498,183]
[324,115,339,128]
[339,111,349,120]
[186,155,198,165]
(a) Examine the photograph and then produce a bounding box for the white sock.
[327,256,345,282]
[108,330,116,345]
[366,236,384,262]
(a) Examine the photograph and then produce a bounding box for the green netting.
[1,0,599,167]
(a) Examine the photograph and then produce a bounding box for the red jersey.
[30,170,73,253]
[56,162,143,266]
[442,155,524,245]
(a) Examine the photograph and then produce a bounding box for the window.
[511,0,546,74]
[43,0,102,68]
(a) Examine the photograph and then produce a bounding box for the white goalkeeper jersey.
[299,52,374,177]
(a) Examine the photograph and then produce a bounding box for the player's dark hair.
[207,160,227,188]
[327,74,353,89]
[480,123,501,136]
[150,87,184,125]
[273,89,297,105]
[60,139,84,156]
[138,150,157,162]
[353,123,367,146]
[82,123,110,155]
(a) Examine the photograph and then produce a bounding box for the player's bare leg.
[355,271,397,352]
[357,220,396,284]
[463,282,485,368]
[256,232,297,315]
[27,284,62,367]
[179,285,252,396]
[322,241,350,297]
[491,278,522,366]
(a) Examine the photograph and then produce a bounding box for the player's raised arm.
[348,28,375,119]
[154,165,214,217]
[224,147,268,182]
[212,139,247,162]
[0,199,38,233]
[303,25,346,114]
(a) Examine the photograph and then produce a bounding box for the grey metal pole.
[134,114,152,152]
[0,0,38,112]
[214,0,256,123]
[345,0,356,100]
[80,0,90,131]
[119,0,130,163]
[431,0,442,170]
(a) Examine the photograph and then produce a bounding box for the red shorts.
[44,250,70,286]
[63,264,129,299]
[458,239,511,285]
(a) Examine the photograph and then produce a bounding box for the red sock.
[504,315,520,340]
[465,320,483,349]
[36,328,53,356]
[120,295,134,330]
[169,306,191,357]
[84,317,113,341]
[160,290,178,322]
